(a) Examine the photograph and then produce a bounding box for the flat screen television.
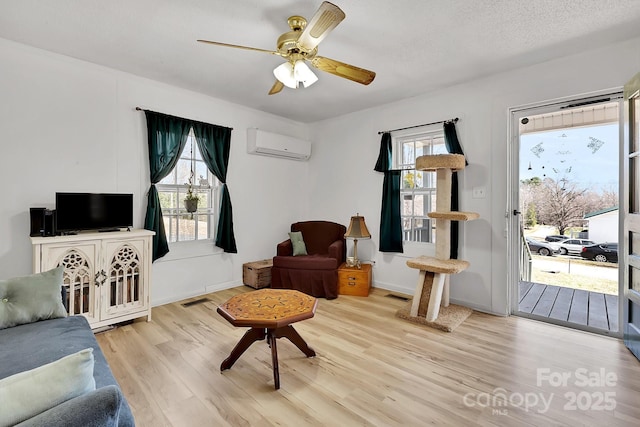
[55,192,133,233]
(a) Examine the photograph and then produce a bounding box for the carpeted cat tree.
[397,154,478,332]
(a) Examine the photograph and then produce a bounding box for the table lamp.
[344,213,371,268]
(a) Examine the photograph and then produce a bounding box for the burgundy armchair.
[271,221,346,299]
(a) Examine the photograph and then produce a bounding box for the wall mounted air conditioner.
[247,128,311,161]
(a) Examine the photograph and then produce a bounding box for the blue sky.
[519,123,619,192]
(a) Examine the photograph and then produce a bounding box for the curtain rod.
[135,107,233,130]
[378,117,458,135]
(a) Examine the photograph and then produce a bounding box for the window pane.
[413,171,425,189]
[159,191,177,209]
[412,217,430,242]
[402,217,411,241]
[402,142,414,166]
[197,190,210,208]
[413,194,427,216]
[433,138,447,154]
[195,215,210,240]
[178,214,196,241]
[195,162,209,185]
[193,141,203,161]
[181,138,193,160]
[415,140,429,158]
[402,194,413,216]
[163,215,178,243]
[402,171,415,189]
[177,159,191,185]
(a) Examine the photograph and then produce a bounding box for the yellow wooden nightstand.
[337,262,372,296]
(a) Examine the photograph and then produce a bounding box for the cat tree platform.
[406,256,470,322]
[406,255,469,274]
[427,211,479,221]
[416,153,465,171]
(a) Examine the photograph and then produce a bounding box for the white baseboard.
[373,281,500,316]
[372,280,414,296]
[151,281,241,307]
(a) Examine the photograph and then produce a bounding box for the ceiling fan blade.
[296,1,345,51]
[197,40,280,56]
[310,56,376,85]
[268,80,284,95]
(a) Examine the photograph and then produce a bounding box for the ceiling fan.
[197,1,376,95]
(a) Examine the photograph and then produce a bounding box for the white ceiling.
[2,0,640,123]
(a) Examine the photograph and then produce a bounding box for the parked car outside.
[581,243,618,263]
[550,238,595,255]
[526,238,559,256]
[545,235,567,242]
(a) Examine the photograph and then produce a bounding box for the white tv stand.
[31,229,154,329]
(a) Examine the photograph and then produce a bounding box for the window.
[156,129,220,243]
[394,131,447,243]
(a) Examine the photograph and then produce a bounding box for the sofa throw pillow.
[0,348,96,427]
[288,231,308,256]
[0,266,68,330]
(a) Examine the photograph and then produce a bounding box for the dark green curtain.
[191,121,237,253]
[443,120,466,260]
[374,132,392,172]
[143,110,191,261]
[374,132,403,252]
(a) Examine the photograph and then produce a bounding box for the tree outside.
[520,176,618,235]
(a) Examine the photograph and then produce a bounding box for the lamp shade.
[293,60,318,88]
[273,61,297,89]
[344,214,371,239]
[273,60,318,90]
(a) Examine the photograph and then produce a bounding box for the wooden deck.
[519,281,618,332]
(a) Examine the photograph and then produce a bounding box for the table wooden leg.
[220,327,266,371]
[267,329,280,389]
[273,325,316,357]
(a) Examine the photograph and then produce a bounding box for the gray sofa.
[0,315,134,426]
[0,266,134,426]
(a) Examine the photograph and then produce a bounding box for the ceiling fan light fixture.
[273,61,297,89]
[273,59,318,90]
[294,60,318,88]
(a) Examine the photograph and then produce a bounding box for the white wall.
[308,36,640,315]
[587,211,619,243]
[0,38,310,305]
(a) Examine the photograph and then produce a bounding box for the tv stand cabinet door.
[38,241,101,325]
[100,238,151,321]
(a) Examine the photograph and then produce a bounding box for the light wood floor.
[96,287,640,427]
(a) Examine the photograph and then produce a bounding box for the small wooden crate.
[242,259,273,289]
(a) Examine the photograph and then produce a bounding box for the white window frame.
[156,128,221,245]
[394,130,448,244]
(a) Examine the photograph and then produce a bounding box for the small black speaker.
[44,209,56,236]
[30,208,46,237]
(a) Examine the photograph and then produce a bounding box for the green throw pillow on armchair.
[288,231,308,256]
